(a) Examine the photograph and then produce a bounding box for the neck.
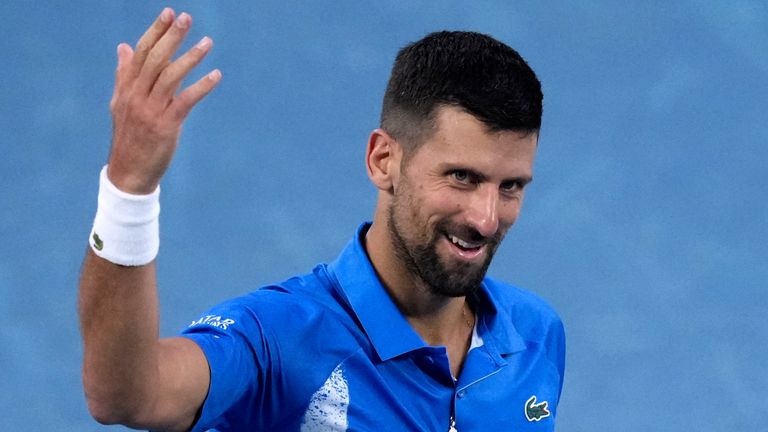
[365,217,476,377]
[365,219,474,346]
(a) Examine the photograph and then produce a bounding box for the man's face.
[387,106,538,297]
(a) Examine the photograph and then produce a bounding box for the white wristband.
[89,165,160,266]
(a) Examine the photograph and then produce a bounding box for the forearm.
[79,249,162,424]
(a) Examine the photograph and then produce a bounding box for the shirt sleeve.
[180,297,267,431]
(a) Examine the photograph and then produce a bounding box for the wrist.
[89,165,160,266]
[106,164,161,195]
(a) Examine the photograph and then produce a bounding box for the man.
[79,7,565,432]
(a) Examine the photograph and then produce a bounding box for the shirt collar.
[329,222,527,362]
[474,281,527,359]
[329,222,425,361]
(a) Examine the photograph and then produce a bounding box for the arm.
[79,8,220,431]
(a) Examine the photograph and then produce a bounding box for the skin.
[79,9,537,430]
[80,8,219,431]
[365,106,537,377]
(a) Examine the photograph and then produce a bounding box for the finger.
[129,8,175,82]
[134,12,192,96]
[115,44,134,89]
[111,43,134,110]
[168,69,222,122]
[150,36,213,102]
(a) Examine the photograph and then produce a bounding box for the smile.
[445,233,486,260]
[448,234,482,250]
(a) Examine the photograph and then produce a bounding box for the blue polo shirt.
[181,223,565,431]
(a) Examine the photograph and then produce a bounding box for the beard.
[387,199,503,298]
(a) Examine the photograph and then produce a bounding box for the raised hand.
[107,8,220,194]
[80,11,221,428]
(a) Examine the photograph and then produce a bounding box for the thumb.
[115,43,134,82]
[112,43,135,109]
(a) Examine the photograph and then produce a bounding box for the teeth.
[449,235,481,249]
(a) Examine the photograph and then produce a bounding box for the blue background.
[1,1,766,430]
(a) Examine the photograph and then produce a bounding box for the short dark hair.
[381,31,543,153]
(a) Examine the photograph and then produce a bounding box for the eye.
[500,181,520,192]
[500,178,529,194]
[452,170,470,183]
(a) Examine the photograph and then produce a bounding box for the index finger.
[128,8,175,81]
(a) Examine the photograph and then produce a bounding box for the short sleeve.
[181,298,267,431]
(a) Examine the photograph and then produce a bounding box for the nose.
[465,185,501,238]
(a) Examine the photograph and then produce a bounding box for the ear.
[366,128,402,192]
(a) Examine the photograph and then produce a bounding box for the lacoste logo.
[92,233,104,251]
[525,395,550,422]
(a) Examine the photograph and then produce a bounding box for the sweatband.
[89,165,160,266]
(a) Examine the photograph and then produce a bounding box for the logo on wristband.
[92,233,104,251]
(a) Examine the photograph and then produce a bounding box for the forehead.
[408,106,538,175]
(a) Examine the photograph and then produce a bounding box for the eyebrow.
[446,166,533,186]
[503,175,534,186]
